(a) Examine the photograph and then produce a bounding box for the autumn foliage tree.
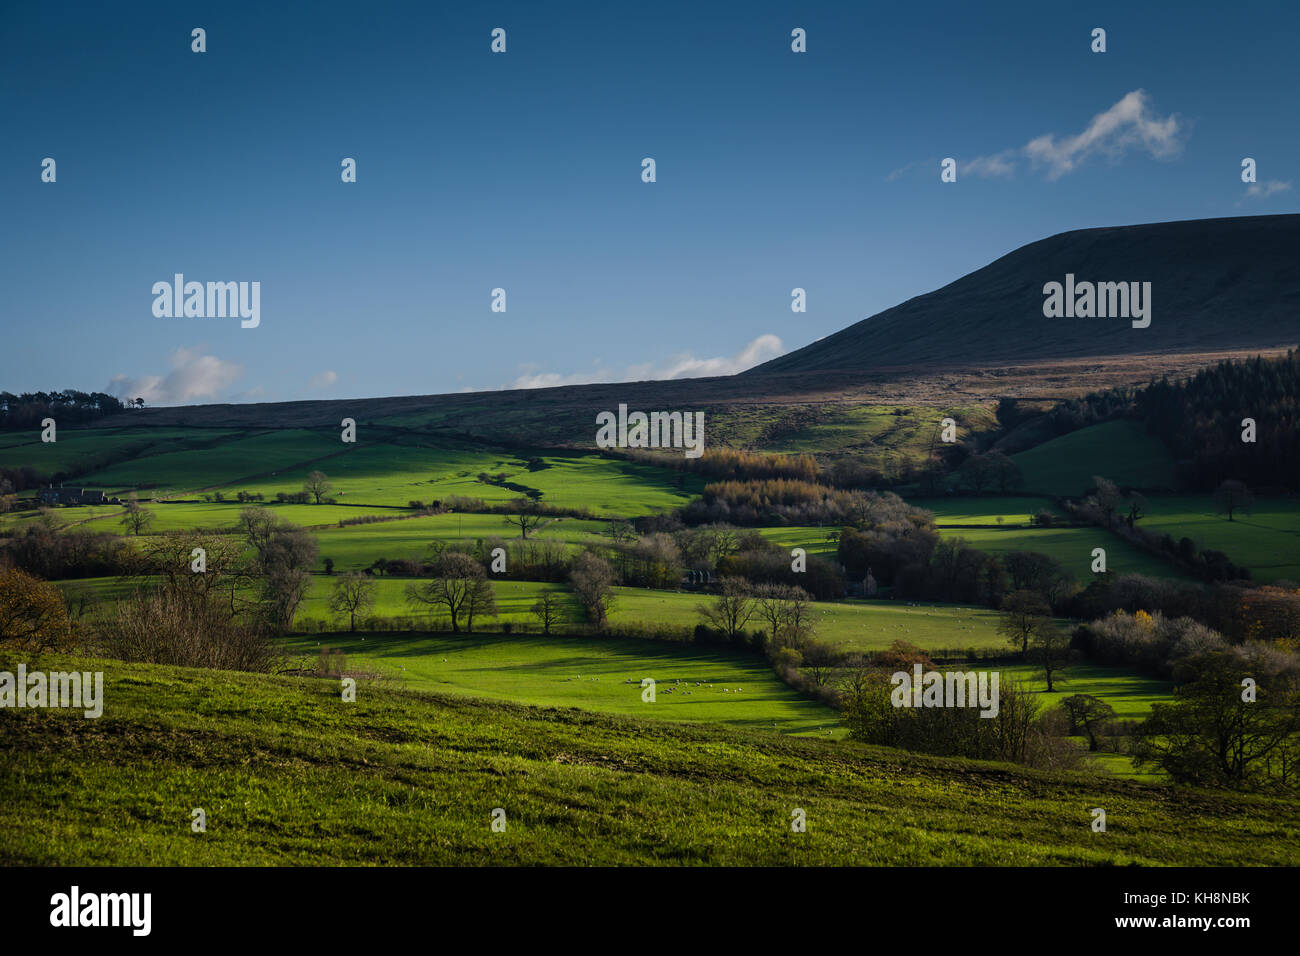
[0,567,73,653]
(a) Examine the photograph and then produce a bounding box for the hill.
[3,653,1297,865]
[753,215,1300,376]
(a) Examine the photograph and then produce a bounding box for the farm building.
[37,485,117,506]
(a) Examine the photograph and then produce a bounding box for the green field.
[191,444,699,516]
[310,513,609,572]
[1138,495,1300,583]
[906,496,1066,526]
[939,525,1187,581]
[4,426,702,518]
[282,631,840,737]
[0,427,242,477]
[1013,420,1179,496]
[4,652,1296,866]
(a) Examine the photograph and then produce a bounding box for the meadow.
[1012,420,1179,496]
[310,513,609,572]
[5,425,702,518]
[281,631,841,737]
[905,496,1066,525]
[4,653,1295,866]
[937,524,1187,581]
[0,426,243,477]
[1137,495,1300,583]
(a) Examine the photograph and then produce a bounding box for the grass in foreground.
[3,653,1296,866]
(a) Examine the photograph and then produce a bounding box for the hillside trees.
[1132,653,1300,791]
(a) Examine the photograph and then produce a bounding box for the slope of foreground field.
[3,654,1296,866]
[1012,420,1179,497]
[1138,496,1300,583]
[282,632,840,737]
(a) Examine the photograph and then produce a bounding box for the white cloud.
[503,334,785,390]
[1024,90,1184,179]
[1245,179,1293,199]
[108,346,243,405]
[309,369,339,389]
[904,90,1185,181]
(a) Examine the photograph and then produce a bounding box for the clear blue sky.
[2,0,1296,404]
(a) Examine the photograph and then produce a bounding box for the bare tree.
[504,499,548,539]
[406,552,492,633]
[753,583,811,642]
[303,470,333,505]
[119,500,155,536]
[530,591,566,635]
[328,572,376,631]
[570,551,617,626]
[1027,623,1072,692]
[1214,479,1253,522]
[998,589,1053,656]
[697,576,756,642]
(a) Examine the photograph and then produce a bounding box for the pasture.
[1012,420,1179,496]
[310,513,608,572]
[938,525,1187,581]
[6,652,1297,866]
[906,496,1066,525]
[1137,495,1300,583]
[281,631,841,737]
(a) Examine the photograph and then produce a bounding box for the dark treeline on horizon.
[0,390,125,430]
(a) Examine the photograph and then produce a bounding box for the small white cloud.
[959,150,1018,179]
[502,334,785,390]
[898,90,1186,182]
[1024,90,1183,179]
[309,369,339,390]
[1245,180,1293,199]
[108,347,242,405]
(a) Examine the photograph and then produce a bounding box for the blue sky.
[1,0,1296,404]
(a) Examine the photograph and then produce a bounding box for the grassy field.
[82,429,339,493]
[56,573,1016,654]
[906,496,1067,525]
[1138,495,1300,583]
[310,513,609,572]
[0,427,242,477]
[1013,420,1179,496]
[281,631,841,737]
[5,426,702,518]
[4,652,1296,866]
[938,525,1187,581]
